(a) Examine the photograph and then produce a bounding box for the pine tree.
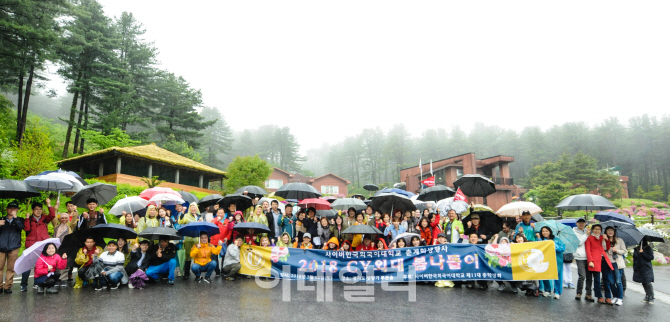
[198,106,233,168]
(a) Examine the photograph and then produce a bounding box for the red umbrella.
[298,198,332,210]
[139,187,181,200]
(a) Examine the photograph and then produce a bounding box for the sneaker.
[597,298,606,304]
[570,284,576,289]
[204,277,212,284]
[33,285,38,290]
[167,279,174,285]
[648,297,654,305]
[498,285,505,291]
[575,293,582,300]
[641,295,649,303]
[94,285,103,291]
[225,277,235,281]
[585,295,595,302]
[4,289,11,294]
[554,294,560,300]
[20,286,27,292]
[128,283,135,289]
[110,283,119,290]
[542,291,550,297]
[60,281,68,288]
[534,290,540,297]
[605,298,613,305]
[195,276,201,283]
[37,286,44,293]
[46,287,58,294]
[615,299,623,306]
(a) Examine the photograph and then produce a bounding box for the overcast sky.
[77,1,670,150]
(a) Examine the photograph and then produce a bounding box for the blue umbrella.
[594,211,635,225]
[558,219,578,228]
[232,222,271,234]
[177,222,220,238]
[534,220,580,253]
[375,188,415,198]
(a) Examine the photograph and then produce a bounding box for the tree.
[149,71,215,148]
[163,134,202,162]
[643,185,664,202]
[636,186,645,198]
[272,126,305,172]
[0,0,67,145]
[198,106,233,168]
[141,176,164,188]
[13,118,56,178]
[223,156,273,194]
[81,128,140,150]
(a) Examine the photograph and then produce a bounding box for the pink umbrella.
[298,198,332,210]
[139,187,181,200]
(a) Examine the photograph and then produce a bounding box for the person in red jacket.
[418,217,433,246]
[429,214,442,245]
[585,224,613,304]
[356,235,375,251]
[21,199,56,291]
[210,207,232,276]
[34,242,68,294]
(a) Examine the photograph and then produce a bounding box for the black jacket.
[633,245,654,284]
[76,211,107,231]
[148,243,176,267]
[0,217,24,252]
[465,225,492,243]
[264,210,277,241]
[128,249,151,271]
[304,216,318,236]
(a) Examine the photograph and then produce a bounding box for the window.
[265,179,283,189]
[456,168,464,179]
[321,185,339,194]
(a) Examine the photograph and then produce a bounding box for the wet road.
[0,268,667,322]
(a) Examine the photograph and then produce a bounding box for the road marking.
[625,281,670,305]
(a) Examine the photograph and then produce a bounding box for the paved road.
[625,265,670,295]
[0,268,666,322]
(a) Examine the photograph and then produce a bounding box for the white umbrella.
[109,196,150,217]
[24,174,74,191]
[436,197,469,214]
[14,238,62,274]
[149,193,185,206]
[389,233,420,248]
[45,172,84,193]
[496,201,542,218]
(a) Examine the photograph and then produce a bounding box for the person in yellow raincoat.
[249,205,269,239]
[178,203,201,280]
[73,237,104,289]
[137,205,160,237]
[189,232,222,283]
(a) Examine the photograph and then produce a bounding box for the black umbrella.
[235,185,268,199]
[453,174,496,197]
[600,221,643,248]
[198,194,223,211]
[0,179,41,199]
[232,222,271,234]
[638,228,666,243]
[90,223,138,240]
[363,184,379,191]
[317,209,338,219]
[351,194,365,200]
[57,230,106,261]
[417,185,455,202]
[371,192,417,215]
[531,213,545,222]
[342,225,383,235]
[70,182,118,207]
[138,227,182,241]
[462,210,503,235]
[176,191,199,204]
[218,193,253,212]
[274,182,321,200]
[555,194,616,211]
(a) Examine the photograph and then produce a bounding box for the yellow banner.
[239,244,272,277]
[510,240,558,281]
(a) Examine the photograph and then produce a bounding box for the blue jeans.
[590,271,602,298]
[604,262,623,299]
[541,261,564,295]
[191,261,216,277]
[97,269,123,286]
[146,258,177,281]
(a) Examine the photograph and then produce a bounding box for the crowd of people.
[0,196,657,306]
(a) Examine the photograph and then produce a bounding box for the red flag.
[421,176,435,187]
[454,187,468,202]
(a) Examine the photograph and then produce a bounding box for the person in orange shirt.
[293,233,313,249]
[189,232,222,284]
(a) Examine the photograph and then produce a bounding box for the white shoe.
[615,298,623,306]
[128,283,135,289]
[543,291,550,297]
[554,294,560,299]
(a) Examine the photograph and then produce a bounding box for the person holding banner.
[539,226,565,299]
[277,204,294,239]
[222,236,243,281]
[293,233,313,249]
[277,232,292,248]
[323,237,339,250]
[384,218,406,240]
